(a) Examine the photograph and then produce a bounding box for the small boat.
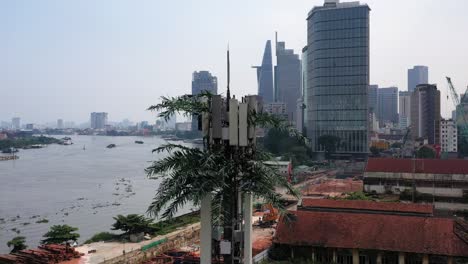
[106,144,116,149]
[135,140,144,144]
[30,144,44,149]
[83,145,86,150]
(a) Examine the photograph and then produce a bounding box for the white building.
[399,91,411,129]
[264,160,291,177]
[12,117,20,130]
[440,119,457,153]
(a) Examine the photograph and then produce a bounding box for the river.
[0,135,194,253]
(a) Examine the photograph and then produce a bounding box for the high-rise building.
[408,66,428,92]
[307,0,370,157]
[275,34,301,123]
[25,124,34,130]
[377,87,398,126]
[12,117,20,130]
[399,91,411,129]
[57,119,64,129]
[302,46,308,134]
[252,40,274,104]
[192,71,218,95]
[368,85,378,115]
[410,84,440,144]
[90,112,108,129]
[440,119,457,153]
[192,71,218,131]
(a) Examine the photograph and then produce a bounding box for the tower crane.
[446,77,468,140]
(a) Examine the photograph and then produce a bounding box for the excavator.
[258,203,279,228]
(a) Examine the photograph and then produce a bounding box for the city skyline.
[2,0,468,123]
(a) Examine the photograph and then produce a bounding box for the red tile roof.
[366,158,468,175]
[301,199,433,215]
[275,210,468,257]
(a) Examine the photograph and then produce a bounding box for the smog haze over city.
[2,0,468,124]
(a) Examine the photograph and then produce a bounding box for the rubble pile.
[0,244,83,264]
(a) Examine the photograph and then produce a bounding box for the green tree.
[41,225,80,245]
[416,146,436,159]
[111,214,153,235]
[7,236,27,253]
[317,135,341,159]
[146,93,300,262]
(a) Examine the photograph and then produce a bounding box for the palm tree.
[146,92,301,261]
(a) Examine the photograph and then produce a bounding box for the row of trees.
[7,225,80,253]
[6,213,170,253]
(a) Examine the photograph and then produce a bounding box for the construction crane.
[446,77,468,139]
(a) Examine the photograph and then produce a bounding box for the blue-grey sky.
[1,0,468,124]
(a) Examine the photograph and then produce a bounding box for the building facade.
[410,84,441,144]
[264,102,288,121]
[90,112,108,129]
[307,0,370,158]
[253,40,274,104]
[399,91,411,129]
[368,85,378,115]
[440,119,458,153]
[364,158,468,210]
[191,71,218,131]
[408,65,429,92]
[11,117,20,130]
[57,119,64,129]
[302,46,308,134]
[275,36,302,123]
[377,87,398,126]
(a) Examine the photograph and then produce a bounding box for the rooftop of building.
[301,198,434,216]
[365,158,468,175]
[308,0,370,19]
[275,202,468,257]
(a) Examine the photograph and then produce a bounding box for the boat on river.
[107,144,116,148]
[135,140,144,144]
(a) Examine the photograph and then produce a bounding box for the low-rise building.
[441,119,458,153]
[273,199,468,263]
[263,160,291,177]
[364,158,468,210]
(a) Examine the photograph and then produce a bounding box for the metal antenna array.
[199,48,257,264]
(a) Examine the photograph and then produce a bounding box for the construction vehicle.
[258,203,279,228]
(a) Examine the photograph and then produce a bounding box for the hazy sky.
[1,0,468,124]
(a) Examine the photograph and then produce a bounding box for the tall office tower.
[408,65,428,92]
[275,34,301,123]
[302,46,308,134]
[440,119,457,153]
[399,91,411,129]
[377,87,398,126]
[252,40,274,103]
[307,0,370,158]
[191,71,218,130]
[57,119,64,129]
[90,112,108,129]
[368,85,378,114]
[410,84,440,144]
[11,117,20,130]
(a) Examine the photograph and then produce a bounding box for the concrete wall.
[364,184,463,198]
[100,226,200,264]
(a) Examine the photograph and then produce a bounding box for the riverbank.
[0,135,61,150]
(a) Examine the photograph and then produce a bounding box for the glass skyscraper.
[253,40,274,104]
[306,0,370,157]
[408,65,428,92]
